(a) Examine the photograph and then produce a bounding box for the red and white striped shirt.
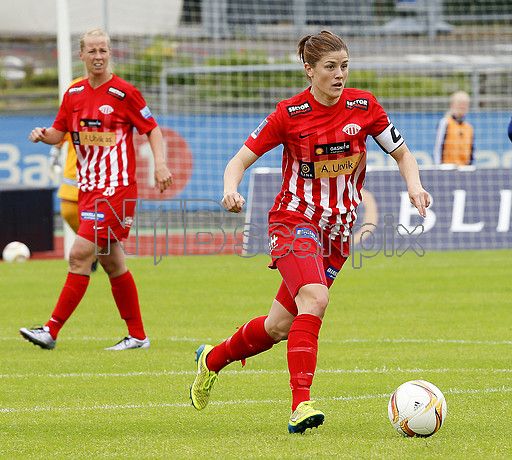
[53,75,157,192]
[245,87,404,239]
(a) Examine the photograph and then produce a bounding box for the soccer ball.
[388,379,447,437]
[2,241,31,263]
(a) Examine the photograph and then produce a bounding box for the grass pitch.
[0,250,511,459]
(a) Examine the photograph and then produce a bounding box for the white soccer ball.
[388,379,447,437]
[2,241,31,263]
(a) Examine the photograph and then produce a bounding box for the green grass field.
[1,250,511,459]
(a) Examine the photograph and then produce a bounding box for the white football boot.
[105,335,150,351]
[20,326,56,350]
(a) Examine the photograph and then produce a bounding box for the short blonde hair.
[80,28,111,51]
[450,91,470,106]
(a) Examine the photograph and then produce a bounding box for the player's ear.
[304,63,313,79]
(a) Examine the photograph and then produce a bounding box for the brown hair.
[80,28,111,52]
[297,30,348,67]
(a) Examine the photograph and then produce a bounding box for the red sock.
[287,314,322,411]
[45,272,90,339]
[206,316,276,372]
[110,271,146,340]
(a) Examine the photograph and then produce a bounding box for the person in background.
[189,30,430,434]
[433,90,474,166]
[50,133,80,233]
[20,28,173,351]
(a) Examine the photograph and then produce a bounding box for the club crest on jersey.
[286,102,312,117]
[99,105,114,115]
[342,123,361,135]
[250,118,268,139]
[69,85,84,94]
[345,98,368,111]
[108,86,126,100]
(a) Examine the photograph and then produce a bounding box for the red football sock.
[206,316,276,373]
[287,313,322,411]
[45,272,90,339]
[110,271,146,340]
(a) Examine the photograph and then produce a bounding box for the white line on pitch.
[0,386,510,414]
[4,336,511,345]
[0,367,510,380]
[322,338,512,346]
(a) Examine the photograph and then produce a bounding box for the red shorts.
[77,183,137,248]
[269,210,350,315]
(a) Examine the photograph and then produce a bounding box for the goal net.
[1,0,511,257]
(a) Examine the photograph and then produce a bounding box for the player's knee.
[296,285,329,317]
[68,247,94,272]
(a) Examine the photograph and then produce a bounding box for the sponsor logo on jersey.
[342,123,362,135]
[69,85,85,94]
[124,216,134,227]
[299,132,315,139]
[80,119,102,128]
[250,118,268,139]
[99,105,114,115]
[108,86,126,100]
[345,98,368,111]
[81,211,105,221]
[140,105,153,119]
[72,131,116,147]
[325,265,339,280]
[286,101,312,117]
[314,141,351,156]
[295,227,320,244]
[299,153,363,179]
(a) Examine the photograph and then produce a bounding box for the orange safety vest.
[440,116,474,165]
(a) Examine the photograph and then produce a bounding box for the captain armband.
[374,123,405,154]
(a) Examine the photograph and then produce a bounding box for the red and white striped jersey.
[245,87,404,239]
[53,75,157,192]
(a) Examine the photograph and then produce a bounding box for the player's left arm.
[390,143,431,218]
[147,126,173,193]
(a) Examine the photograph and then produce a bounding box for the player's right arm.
[29,127,65,145]
[222,145,259,213]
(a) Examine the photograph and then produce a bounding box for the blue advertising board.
[242,167,512,257]
[1,112,511,213]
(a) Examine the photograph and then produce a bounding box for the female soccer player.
[20,28,173,351]
[190,30,430,433]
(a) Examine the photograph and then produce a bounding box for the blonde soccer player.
[21,28,173,350]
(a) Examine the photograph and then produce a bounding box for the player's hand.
[154,163,173,193]
[222,192,245,213]
[408,187,431,218]
[29,127,47,143]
